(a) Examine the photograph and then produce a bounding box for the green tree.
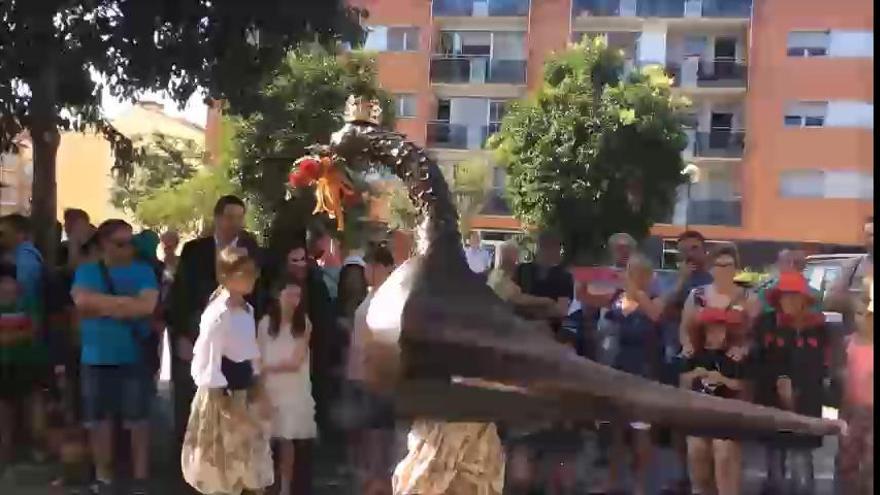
[489,38,690,263]
[232,46,393,247]
[452,159,491,237]
[0,0,362,260]
[110,134,201,215]
[386,159,490,238]
[133,118,244,236]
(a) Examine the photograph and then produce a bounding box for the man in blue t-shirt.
[71,219,158,494]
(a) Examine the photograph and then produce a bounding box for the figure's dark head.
[0,214,31,251]
[535,231,562,267]
[677,230,707,267]
[213,195,246,241]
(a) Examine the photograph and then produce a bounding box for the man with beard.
[167,195,262,490]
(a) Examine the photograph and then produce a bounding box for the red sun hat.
[766,271,816,309]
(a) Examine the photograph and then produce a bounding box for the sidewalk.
[0,337,837,494]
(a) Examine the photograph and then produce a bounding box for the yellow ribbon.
[312,157,354,231]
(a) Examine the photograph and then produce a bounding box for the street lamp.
[681,163,700,230]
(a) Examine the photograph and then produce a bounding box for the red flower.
[297,158,321,180]
[289,170,312,188]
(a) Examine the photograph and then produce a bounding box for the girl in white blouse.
[181,247,273,495]
[257,279,316,495]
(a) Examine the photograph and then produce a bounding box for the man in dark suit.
[167,195,262,476]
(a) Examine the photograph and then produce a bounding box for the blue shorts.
[81,364,153,426]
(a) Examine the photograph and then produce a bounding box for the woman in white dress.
[257,279,316,495]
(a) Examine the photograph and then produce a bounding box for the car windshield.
[803,262,842,292]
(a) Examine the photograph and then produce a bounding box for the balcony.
[427,121,503,150]
[573,0,751,18]
[685,199,742,226]
[693,130,745,159]
[700,0,751,17]
[572,0,633,17]
[481,191,512,215]
[638,0,685,17]
[430,56,527,84]
[697,59,747,87]
[670,58,747,88]
[427,121,468,149]
[433,0,530,17]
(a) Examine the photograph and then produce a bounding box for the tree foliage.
[386,159,491,238]
[232,46,393,243]
[132,117,244,236]
[451,159,491,237]
[489,38,690,262]
[0,0,363,260]
[110,133,201,214]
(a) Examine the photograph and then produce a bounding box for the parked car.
[803,253,869,301]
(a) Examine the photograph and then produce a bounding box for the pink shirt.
[846,338,874,407]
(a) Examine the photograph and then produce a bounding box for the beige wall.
[55,132,130,225]
[55,102,205,226]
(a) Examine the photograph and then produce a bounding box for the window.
[388,27,419,51]
[489,100,507,123]
[787,31,829,57]
[393,94,417,118]
[364,26,419,52]
[436,99,451,121]
[829,31,873,58]
[784,101,828,128]
[492,166,506,190]
[780,170,825,198]
[780,170,874,199]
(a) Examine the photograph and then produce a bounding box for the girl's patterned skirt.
[181,387,274,494]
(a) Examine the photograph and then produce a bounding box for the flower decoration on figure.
[288,154,355,231]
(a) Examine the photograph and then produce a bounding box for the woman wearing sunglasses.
[680,245,761,364]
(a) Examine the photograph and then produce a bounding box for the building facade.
[350,0,874,262]
[0,134,33,216]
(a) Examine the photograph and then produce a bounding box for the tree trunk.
[29,63,61,266]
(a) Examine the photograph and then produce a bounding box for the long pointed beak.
[382,248,841,439]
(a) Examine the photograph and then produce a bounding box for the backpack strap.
[693,286,707,308]
[97,261,117,295]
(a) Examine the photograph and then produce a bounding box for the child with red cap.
[680,306,747,495]
[754,271,829,495]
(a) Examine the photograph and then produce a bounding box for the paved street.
[1,341,837,494]
[0,389,838,495]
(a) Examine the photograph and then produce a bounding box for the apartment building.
[350,0,874,261]
[0,134,33,216]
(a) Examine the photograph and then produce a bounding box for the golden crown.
[344,95,382,125]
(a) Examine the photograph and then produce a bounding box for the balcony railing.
[637,0,685,17]
[697,59,748,87]
[481,190,512,215]
[700,0,751,17]
[572,0,626,17]
[427,121,503,150]
[430,56,527,84]
[427,121,468,149]
[573,0,750,18]
[693,129,745,158]
[669,58,747,88]
[432,0,530,17]
[686,200,742,226]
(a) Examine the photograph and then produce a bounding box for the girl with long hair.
[182,247,273,494]
[257,278,316,495]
